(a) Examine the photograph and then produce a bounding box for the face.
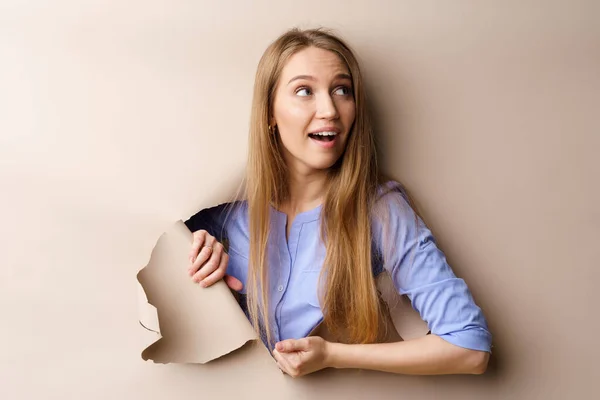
[271,46,356,175]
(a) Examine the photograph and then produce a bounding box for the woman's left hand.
[272,336,331,377]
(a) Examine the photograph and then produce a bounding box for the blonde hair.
[245,27,384,347]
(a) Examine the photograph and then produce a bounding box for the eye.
[333,86,351,96]
[295,87,312,97]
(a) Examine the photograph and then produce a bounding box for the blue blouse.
[185,181,492,352]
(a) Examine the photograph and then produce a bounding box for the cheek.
[276,105,312,137]
[341,102,356,126]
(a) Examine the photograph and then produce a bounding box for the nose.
[315,93,339,120]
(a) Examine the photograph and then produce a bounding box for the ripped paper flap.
[137,220,257,364]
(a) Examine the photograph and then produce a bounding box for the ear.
[268,117,277,134]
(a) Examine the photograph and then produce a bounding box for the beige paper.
[136,220,257,364]
[3,2,598,399]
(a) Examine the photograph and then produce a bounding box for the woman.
[184,28,492,377]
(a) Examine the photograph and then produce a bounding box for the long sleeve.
[372,182,492,352]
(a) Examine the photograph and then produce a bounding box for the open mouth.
[308,132,337,142]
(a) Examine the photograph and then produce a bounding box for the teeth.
[312,131,337,136]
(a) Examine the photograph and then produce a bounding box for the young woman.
[185,28,492,377]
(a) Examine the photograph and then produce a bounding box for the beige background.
[1,1,598,399]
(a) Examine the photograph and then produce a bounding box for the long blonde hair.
[245,27,383,347]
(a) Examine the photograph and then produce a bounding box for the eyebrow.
[287,73,352,85]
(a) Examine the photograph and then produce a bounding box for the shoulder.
[184,200,248,236]
[370,180,430,259]
[372,180,417,223]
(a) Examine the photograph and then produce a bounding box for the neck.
[283,166,328,215]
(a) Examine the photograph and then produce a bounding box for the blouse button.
[277,285,284,292]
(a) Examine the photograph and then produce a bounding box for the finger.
[191,254,219,284]
[272,349,294,376]
[276,361,288,374]
[189,236,217,276]
[200,251,229,287]
[276,338,310,353]
[224,274,243,292]
[188,230,206,263]
[192,242,223,284]
[188,244,213,276]
[273,352,289,375]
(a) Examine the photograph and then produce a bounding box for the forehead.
[279,46,349,81]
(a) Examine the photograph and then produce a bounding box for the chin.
[306,157,342,171]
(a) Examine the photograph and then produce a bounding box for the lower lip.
[309,135,338,149]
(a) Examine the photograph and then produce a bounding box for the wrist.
[324,341,345,369]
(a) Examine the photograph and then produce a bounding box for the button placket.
[270,205,321,342]
[275,216,304,341]
[272,213,291,342]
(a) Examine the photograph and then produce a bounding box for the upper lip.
[308,126,341,134]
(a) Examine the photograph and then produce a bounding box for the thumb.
[224,275,243,292]
[276,338,310,353]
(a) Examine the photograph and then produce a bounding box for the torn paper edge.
[136,220,260,364]
[137,280,162,351]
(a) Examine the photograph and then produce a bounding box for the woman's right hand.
[188,229,243,292]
